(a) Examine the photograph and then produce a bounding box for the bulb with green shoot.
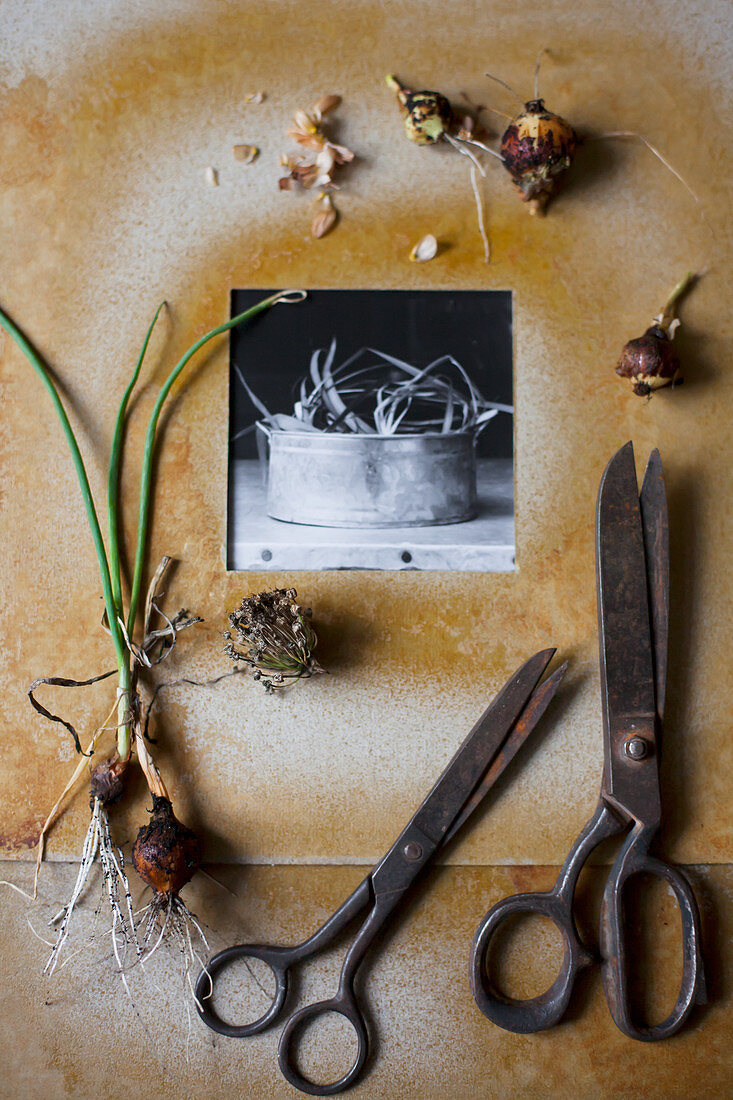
[386,75,452,144]
[385,74,501,263]
[0,287,306,979]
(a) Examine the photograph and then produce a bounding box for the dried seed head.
[225,587,324,690]
[132,795,200,895]
[500,99,576,214]
[386,75,452,144]
[616,326,682,397]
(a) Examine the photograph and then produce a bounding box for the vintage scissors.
[196,648,566,1095]
[470,442,707,1041]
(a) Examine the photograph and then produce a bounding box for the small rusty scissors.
[470,442,707,1041]
[196,648,566,1095]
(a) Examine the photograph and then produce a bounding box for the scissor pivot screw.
[403,842,423,861]
[624,736,649,760]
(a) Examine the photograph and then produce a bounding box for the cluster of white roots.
[44,798,209,1020]
[45,798,138,984]
[136,890,210,1010]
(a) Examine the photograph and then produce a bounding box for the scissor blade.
[442,660,568,846]
[640,449,669,724]
[412,648,556,846]
[597,442,658,820]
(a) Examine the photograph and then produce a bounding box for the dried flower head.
[224,588,324,692]
[279,95,354,235]
[280,94,354,191]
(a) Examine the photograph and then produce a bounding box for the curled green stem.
[126,289,306,637]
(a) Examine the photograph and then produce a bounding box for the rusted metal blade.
[442,660,568,846]
[596,442,660,824]
[640,449,669,724]
[412,649,556,846]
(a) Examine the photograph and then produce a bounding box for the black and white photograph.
[228,289,515,571]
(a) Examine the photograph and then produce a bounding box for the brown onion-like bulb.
[132,795,201,895]
[500,99,576,214]
[615,325,682,397]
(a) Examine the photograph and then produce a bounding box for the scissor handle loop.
[278,991,369,1096]
[599,828,707,1041]
[470,801,623,1033]
[470,885,593,1033]
[195,942,295,1037]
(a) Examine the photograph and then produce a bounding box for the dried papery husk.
[312,193,338,238]
[410,233,438,262]
[89,756,126,806]
[312,94,342,120]
[386,75,452,144]
[232,144,259,164]
[132,795,201,895]
[500,98,576,214]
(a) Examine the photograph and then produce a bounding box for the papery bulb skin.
[500,99,577,213]
[615,326,682,397]
[89,757,125,806]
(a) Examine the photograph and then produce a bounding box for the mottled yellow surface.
[1,862,732,1098]
[0,0,731,1095]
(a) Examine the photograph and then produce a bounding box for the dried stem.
[591,132,709,224]
[534,48,549,101]
[34,696,120,897]
[443,134,491,263]
[483,70,525,107]
[470,163,491,264]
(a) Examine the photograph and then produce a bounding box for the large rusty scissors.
[196,648,566,1095]
[470,442,707,1040]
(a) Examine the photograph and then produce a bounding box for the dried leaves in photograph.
[238,339,512,438]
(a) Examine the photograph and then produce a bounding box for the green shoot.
[107,301,167,617]
[126,289,305,636]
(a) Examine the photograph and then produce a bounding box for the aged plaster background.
[0,0,731,1096]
